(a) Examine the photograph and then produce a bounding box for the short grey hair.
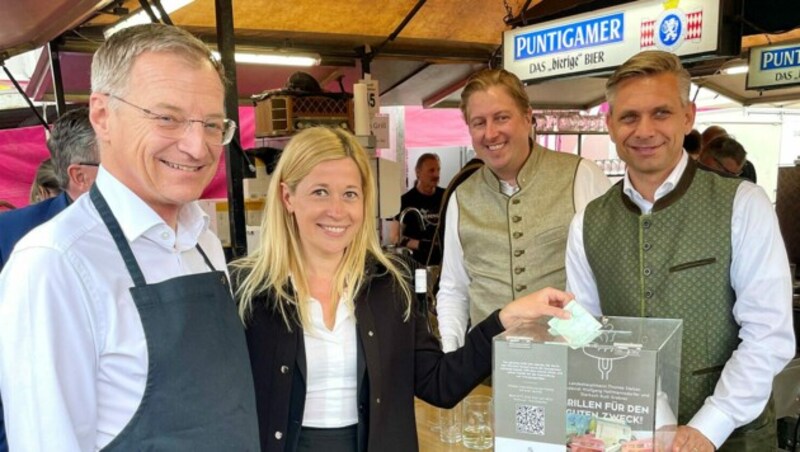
[48,107,98,190]
[91,23,226,97]
[605,50,691,109]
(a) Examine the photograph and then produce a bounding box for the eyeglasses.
[77,162,99,167]
[709,154,743,177]
[106,94,236,146]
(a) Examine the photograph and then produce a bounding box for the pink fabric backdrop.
[403,106,471,148]
[0,126,49,208]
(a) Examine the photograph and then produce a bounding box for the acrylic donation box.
[493,317,682,452]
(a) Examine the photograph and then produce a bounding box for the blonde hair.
[606,50,691,110]
[234,127,411,329]
[459,68,531,123]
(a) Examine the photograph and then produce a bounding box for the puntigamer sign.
[747,42,800,90]
[504,0,722,82]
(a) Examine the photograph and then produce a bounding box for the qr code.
[515,404,545,435]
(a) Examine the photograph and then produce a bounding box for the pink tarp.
[0,105,472,208]
[403,106,470,148]
[0,126,49,208]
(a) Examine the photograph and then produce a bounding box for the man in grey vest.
[436,68,610,352]
[0,24,259,450]
[566,50,794,451]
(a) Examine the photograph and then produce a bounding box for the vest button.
[642,219,652,229]
[645,290,654,299]
[280,365,289,374]
[514,249,525,257]
[513,232,523,239]
[512,215,522,223]
[514,267,526,275]
[643,268,652,276]
[512,199,520,205]
[643,242,652,251]
[515,284,527,292]
[368,330,374,337]
[376,398,381,404]
[275,431,283,440]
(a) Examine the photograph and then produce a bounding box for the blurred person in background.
[701,125,757,183]
[0,108,98,272]
[28,158,61,204]
[698,135,748,179]
[390,153,445,265]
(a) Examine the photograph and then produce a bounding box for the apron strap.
[195,244,217,272]
[90,185,147,287]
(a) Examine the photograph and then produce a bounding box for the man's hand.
[672,426,714,452]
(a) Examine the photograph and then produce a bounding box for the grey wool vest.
[457,143,580,325]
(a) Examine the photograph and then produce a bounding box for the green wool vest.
[457,144,580,325]
[584,161,742,425]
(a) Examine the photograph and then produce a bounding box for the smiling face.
[90,51,226,225]
[606,72,696,194]
[281,158,364,265]
[465,85,532,183]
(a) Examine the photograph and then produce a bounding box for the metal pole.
[48,40,67,117]
[214,0,248,259]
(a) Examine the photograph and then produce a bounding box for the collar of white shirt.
[94,166,210,252]
[622,151,689,214]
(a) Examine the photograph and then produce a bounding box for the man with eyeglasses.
[697,135,747,178]
[701,125,757,183]
[0,24,259,451]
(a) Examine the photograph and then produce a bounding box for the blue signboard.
[513,13,624,61]
[760,45,800,71]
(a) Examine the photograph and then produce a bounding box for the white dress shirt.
[0,167,227,451]
[437,158,611,352]
[302,297,359,428]
[565,152,795,447]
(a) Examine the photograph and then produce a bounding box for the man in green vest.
[566,50,795,451]
[436,68,610,353]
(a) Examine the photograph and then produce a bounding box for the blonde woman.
[234,127,572,452]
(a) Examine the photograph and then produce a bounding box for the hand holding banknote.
[498,287,573,330]
[547,300,604,349]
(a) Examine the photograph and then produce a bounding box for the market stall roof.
[3,0,800,129]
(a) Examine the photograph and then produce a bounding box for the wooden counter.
[416,384,493,451]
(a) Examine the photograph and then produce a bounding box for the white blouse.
[302,297,359,428]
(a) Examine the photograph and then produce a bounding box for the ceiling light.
[722,65,748,75]
[104,0,195,38]
[211,51,320,67]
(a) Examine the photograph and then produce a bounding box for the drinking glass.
[439,405,462,443]
[462,395,493,449]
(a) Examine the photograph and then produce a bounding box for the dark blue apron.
[90,186,259,451]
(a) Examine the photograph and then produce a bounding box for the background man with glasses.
[0,24,259,450]
[697,135,747,178]
[0,107,99,274]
